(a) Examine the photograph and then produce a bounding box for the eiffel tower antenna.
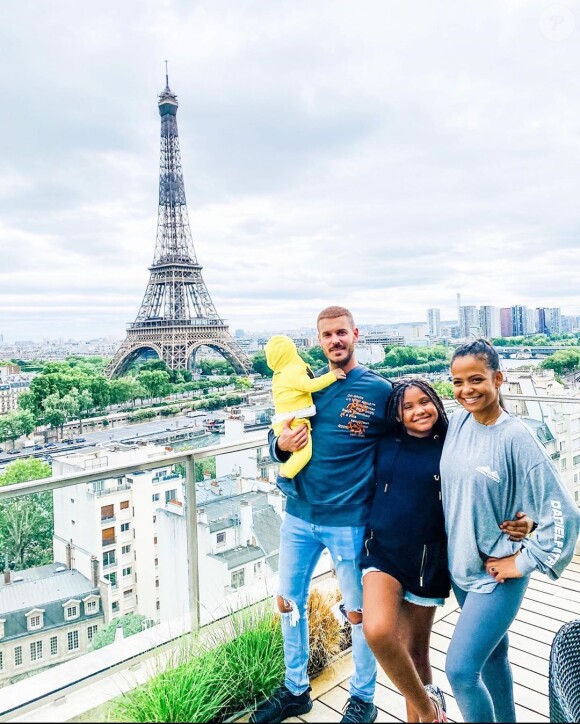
[105,72,252,378]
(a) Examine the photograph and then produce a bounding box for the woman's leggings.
[445,577,529,723]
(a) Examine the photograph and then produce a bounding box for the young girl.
[361,379,451,723]
[441,338,580,723]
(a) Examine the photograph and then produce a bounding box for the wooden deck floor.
[251,555,580,723]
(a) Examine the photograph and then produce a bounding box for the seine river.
[500,357,543,371]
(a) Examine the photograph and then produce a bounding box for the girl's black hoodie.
[361,432,450,599]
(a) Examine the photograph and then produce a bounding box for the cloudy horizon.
[1,1,579,342]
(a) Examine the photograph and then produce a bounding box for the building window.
[561,458,567,471]
[121,523,130,533]
[105,572,117,588]
[123,588,133,598]
[30,641,43,662]
[102,526,115,546]
[231,569,245,590]
[87,624,98,642]
[85,600,98,614]
[120,500,129,509]
[29,614,42,630]
[67,631,79,651]
[50,636,58,656]
[66,605,78,620]
[153,536,158,545]
[123,567,132,577]
[122,544,131,555]
[101,504,114,521]
[152,493,160,502]
[165,488,177,503]
[14,646,22,667]
[0,651,3,671]
[216,532,226,547]
[112,601,120,613]
[573,454,580,467]
[103,550,116,567]
[254,561,262,576]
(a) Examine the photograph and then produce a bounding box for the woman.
[441,338,580,722]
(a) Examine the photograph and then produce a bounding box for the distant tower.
[427,308,441,337]
[106,71,251,378]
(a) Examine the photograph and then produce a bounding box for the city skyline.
[1,2,579,341]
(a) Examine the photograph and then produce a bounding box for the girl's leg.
[398,600,437,722]
[363,572,437,722]
[445,577,529,723]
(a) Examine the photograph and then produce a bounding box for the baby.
[265,334,345,479]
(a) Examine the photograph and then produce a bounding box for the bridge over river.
[492,345,573,358]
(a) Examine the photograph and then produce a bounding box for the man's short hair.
[317,306,355,329]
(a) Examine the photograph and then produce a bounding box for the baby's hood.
[265,335,302,372]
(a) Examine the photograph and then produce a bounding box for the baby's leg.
[279,418,312,479]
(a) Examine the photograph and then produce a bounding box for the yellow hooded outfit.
[265,334,339,479]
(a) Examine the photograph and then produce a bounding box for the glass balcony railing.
[0,430,292,719]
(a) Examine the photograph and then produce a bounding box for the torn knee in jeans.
[346,609,363,625]
[336,602,363,626]
[276,595,300,626]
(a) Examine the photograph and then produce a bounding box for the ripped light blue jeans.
[277,512,376,702]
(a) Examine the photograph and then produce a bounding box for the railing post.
[184,453,200,632]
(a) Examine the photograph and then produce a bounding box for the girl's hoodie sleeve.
[516,459,580,580]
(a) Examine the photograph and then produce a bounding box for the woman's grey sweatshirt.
[441,408,580,593]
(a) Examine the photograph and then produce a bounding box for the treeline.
[540,349,580,375]
[1,355,252,445]
[491,334,580,347]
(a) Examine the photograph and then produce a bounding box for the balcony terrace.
[0,392,578,722]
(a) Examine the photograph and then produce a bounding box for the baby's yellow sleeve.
[290,369,338,393]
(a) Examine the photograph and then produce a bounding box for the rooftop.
[236,557,580,723]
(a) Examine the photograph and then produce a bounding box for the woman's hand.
[499,511,535,541]
[486,553,523,583]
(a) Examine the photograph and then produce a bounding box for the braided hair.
[451,337,506,410]
[385,378,449,440]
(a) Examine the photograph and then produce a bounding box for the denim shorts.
[361,566,446,607]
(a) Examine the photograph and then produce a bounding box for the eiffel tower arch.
[105,72,252,379]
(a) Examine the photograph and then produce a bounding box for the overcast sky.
[0,1,579,341]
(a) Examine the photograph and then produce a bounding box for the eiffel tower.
[106,72,252,378]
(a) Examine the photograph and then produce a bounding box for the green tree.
[0,410,36,447]
[432,381,454,399]
[88,377,111,410]
[137,370,172,400]
[90,613,147,650]
[541,349,580,375]
[0,458,53,568]
[252,351,272,377]
[42,392,68,437]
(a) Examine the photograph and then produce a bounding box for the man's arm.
[268,418,309,463]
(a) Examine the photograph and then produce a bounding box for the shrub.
[110,586,350,723]
[307,586,348,676]
[110,602,284,723]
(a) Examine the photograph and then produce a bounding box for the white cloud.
[0,0,578,341]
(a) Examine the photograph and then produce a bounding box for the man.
[251,306,392,724]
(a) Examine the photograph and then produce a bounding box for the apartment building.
[503,369,580,501]
[0,562,108,687]
[51,443,184,622]
[156,476,290,624]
